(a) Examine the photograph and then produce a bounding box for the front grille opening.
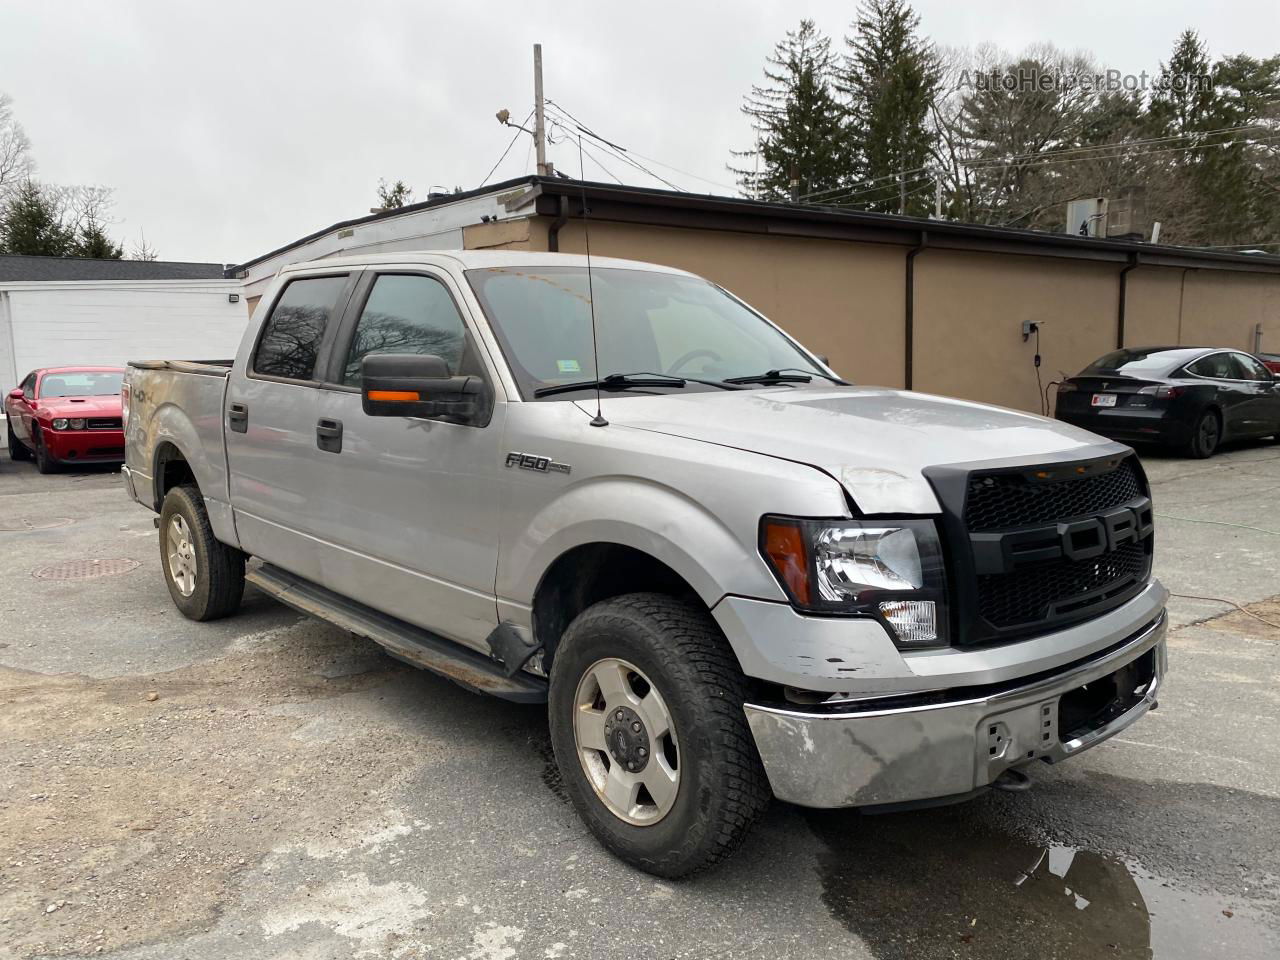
[977,540,1151,629]
[965,458,1142,531]
[1058,648,1155,740]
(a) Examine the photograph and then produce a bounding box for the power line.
[542,102,686,191]
[578,140,625,183]
[548,100,740,194]
[479,108,534,188]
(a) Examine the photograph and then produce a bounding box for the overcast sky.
[1,1,1276,265]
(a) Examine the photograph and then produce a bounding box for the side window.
[1187,354,1234,379]
[253,275,350,381]
[1233,353,1272,381]
[22,372,36,398]
[343,274,469,386]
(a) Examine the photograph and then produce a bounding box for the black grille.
[977,540,1151,629]
[87,417,122,430]
[965,458,1142,531]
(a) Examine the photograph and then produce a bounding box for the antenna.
[578,134,607,427]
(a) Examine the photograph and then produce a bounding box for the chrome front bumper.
[743,612,1167,808]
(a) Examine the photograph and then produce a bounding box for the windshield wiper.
[533,372,741,398]
[724,367,849,386]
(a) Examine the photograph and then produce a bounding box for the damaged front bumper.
[743,611,1166,808]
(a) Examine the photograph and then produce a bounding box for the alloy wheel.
[572,657,680,826]
[166,515,198,597]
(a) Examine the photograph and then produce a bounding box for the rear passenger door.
[224,270,358,580]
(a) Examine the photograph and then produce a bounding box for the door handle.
[316,418,343,453]
[228,402,248,433]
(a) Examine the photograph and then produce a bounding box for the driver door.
[308,268,507,651]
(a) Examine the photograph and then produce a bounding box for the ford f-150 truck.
[123,251,1167,877]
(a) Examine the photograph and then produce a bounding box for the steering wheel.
[666,349,723,376]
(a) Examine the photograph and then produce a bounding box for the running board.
[247,564,547,704]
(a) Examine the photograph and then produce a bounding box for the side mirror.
[8,388,24,400]
[361,353,486,424]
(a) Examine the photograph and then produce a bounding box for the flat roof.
[229,175,1280,277]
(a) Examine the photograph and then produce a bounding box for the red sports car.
[5,366,126,473]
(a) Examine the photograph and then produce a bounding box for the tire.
[31,429,57,473]
[1184,409,1221,459]
[7,421,31,461]
[159,484,245,621]
[548,593,770,878]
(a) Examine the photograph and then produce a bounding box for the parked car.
[1261,352,1280,375]
[1055,346,1280,458]
[123,252,1167,877]
[5,366,126,472]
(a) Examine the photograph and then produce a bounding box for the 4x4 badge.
[505,451,572,475]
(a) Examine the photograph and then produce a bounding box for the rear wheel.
[159,484,245,621]
[548,593,770,878]
[7,421,31,461]
[1184,410,1221,459]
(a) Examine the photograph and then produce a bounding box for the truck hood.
[590,386,1115,514]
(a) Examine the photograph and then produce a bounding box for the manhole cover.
[33,558,141,581]
[0,517,75,532]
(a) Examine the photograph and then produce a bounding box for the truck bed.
[123,359,234,514]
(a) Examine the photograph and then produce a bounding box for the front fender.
[503,475,777,613]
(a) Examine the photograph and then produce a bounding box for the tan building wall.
[1121,269,1183,347]
[912,251,1122,413]
[1180,270,1280,352]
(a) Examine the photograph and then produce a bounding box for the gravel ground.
[0,440,1278,960]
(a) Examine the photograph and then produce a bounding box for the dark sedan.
[1055,347,1280,458]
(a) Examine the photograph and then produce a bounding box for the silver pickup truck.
[123,251,1167,876]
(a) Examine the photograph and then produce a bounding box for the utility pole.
[934,176,943,220]
[789,164,800,203]
[533,44,548,177]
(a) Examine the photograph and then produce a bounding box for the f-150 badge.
[505,451,572,475]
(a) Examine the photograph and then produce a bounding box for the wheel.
[1184,410,1221,459]
[7,420,30,461]
[159,484,245,621]
[548,593,770,877]
[31,428,57,473]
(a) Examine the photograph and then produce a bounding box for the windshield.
[465,266,823,399]
[39,371,124,398]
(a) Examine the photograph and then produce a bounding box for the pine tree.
[838,0,940,215]
[0,180,74,256]
[730,20,853,202]
[73,218,124,259]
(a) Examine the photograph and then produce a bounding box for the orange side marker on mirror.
[368,390,420,402]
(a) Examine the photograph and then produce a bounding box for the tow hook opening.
[993,767,1033,793]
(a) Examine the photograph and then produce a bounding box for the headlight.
[52,418,68,430]
[761,516,948,647]
[69,418,86,430]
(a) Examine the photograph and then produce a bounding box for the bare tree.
[0,93,34,202]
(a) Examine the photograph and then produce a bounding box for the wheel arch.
[531,541,736,673]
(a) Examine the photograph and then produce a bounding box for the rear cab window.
[252,275,353,381]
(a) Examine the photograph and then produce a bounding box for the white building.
[0,254,246,389]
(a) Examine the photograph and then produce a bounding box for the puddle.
[806,803,1279,959]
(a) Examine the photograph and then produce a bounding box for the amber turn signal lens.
[367,390,421,402]
[762,520,811,605]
